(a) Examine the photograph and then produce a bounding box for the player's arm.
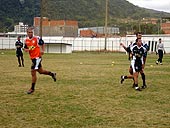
[17,43,23,48]
[143,46,147,53]
[40,44,45,55]
[21,42,24,48]
[16,45,21,48]
[38,38,45,55]
[120,43,128,51]
[156,44,159,54]
[24,42,29,52]
[15,41,20,48]
[163,44,166,54]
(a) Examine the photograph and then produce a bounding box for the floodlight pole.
[104,0,108,51]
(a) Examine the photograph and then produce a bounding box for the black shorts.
[16,51,23,57]
[131,60,142,73]
[134,61,142,72]
[31,58,42,70]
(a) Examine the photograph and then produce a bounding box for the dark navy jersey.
[143,42,149,51]
[142,42,149,58]
[131,45,146,63]
[131,45,146,72]
[15,40,23,52]
[129,41,149,58]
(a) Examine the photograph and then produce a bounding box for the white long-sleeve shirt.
[157,42,164,52]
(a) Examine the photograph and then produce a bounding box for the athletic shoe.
[52,73,57,82]
[156,61,158,65]
[135,87,142,91]
[141,85,147,89]
[120,75,125,84]
[160,63,163,65]
[27,89,34,94]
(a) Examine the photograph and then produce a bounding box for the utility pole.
[158,18,162,35]
[40,0,43,38]
[104,0,108,50]
[138,20,141,32]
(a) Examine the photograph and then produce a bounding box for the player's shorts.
[131,60,142,73]
[16,51,23,57]
[31,57,42,70]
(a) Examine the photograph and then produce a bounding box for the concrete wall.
[45,43,72,53]
[1,35,170,53]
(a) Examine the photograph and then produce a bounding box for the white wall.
[45,43,72,53]
[1,35,170,53]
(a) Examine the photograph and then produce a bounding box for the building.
[34,17,78,37]
[141,18,158,25]
[160,17,170,34]
[14,22,28,33]
[79,27,120,37]
[6,22,28,37]
[161,23,170,34]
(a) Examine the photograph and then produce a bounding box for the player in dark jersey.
[15,36,24,67]
[130,38,147,91]
[120,32,148,89]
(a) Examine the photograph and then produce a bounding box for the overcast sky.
[126,0,170,13]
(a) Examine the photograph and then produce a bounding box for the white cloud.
[126,0,170,13]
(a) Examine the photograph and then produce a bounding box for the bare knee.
[31,70,36,76]
[38,68,46,74]
[129,68,133,75]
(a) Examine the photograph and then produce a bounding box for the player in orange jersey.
[24,27,56,94]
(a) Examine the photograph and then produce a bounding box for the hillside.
[0,0,169,33]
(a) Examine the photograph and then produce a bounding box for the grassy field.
[0,50,170,128]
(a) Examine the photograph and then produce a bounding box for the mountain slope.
[0,0,169,32]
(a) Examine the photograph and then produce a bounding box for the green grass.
[0,50,170,128]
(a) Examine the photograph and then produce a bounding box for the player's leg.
[160,50,163,64]
[27,58,39,94]
[27,69,37,94]
[132,61,141,91]
[120,66,133,84]
[143,57,146,65]
[21,53,24,67]
[38,67,56,82]
[140,70,147,89]
[17,56,21,67]
[158,50,162,63]
[133,72,141,91]
[156,51,160,64]
[34,58,56,81]
[120,75,133,84]
[16,52,21,67]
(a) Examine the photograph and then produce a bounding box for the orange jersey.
[25,36,41,59]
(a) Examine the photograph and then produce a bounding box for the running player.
[24,27,56,94]
[120,32,148,89]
